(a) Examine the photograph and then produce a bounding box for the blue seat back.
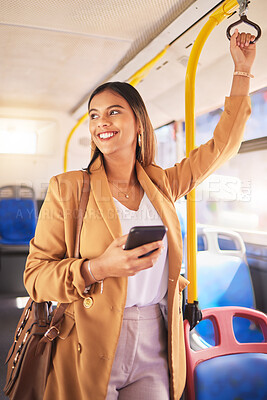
[0,186,37,245]
[195,353,267,400]
[196,252,261,343]
[184,306,267,400]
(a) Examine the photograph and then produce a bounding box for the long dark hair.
[86,82,156,173]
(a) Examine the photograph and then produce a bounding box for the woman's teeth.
[99,132,116,139]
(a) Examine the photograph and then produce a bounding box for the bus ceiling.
[64,0,263,173]
[71,0,266,125]
[1,0,266,127]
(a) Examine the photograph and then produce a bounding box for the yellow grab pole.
[63,112,88,172]
[128,45,170,87]
[185,0,239,304]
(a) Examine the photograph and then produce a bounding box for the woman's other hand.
[229,29,256,96]
[86,234,164,282]
[230,28,256,73]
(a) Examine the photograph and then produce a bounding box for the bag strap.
[36,172,91,351]
[74,170,90,259]
[44,171,91,332]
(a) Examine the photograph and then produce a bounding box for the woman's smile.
[97,130,118,140]
[89,89,138,157]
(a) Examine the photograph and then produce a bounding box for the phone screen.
[124,225,167,257]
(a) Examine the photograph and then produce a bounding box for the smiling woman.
[22,31,256,400]
[89,91,137,158]
[87,82,158,211]
[88,82,156,170]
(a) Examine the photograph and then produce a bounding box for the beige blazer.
[25,96,251,400]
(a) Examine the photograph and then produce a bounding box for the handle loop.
[226,15,261,43]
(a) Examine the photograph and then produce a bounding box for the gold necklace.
[108,180,138,199]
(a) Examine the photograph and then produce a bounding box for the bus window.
[183,87,267,238]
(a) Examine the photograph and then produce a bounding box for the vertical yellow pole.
[185,0,239,304]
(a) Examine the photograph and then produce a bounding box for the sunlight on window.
[0,129,37,154]
[155,122,177,169]
[16,297,30,309]
[16,297,57,309]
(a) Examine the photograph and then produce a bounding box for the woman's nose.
[97,116,111,128]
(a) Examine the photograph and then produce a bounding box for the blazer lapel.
[90,158,122,240]
[136,161,173,225]
[136,161,183,285]
[89,158,173,242]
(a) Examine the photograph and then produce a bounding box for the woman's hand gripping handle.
[230,29,256,96]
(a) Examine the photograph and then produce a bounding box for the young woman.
[24,30,256,400]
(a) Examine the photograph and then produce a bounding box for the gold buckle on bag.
[44,326,60,341]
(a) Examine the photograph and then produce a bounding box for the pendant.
[125,194,129,199]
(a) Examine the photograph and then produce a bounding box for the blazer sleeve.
[24,175,88,303]
[165,96,251,201]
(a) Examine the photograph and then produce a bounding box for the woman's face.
[89,89,139,159]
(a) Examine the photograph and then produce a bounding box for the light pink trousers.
[106,304,170,400]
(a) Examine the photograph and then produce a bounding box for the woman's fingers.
[113,234,128,247]
[239,31,247,47]
[98,237,164,279]
[250,34,256,43]
[127,246,164,276]
[231,28,239,47]
[122,241,164,276]
[245,33,252,46]
[137,246,163,268]
[233,30,256,47]
[239,31,254,47]
[129,240,164,259]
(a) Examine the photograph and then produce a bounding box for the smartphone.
[124,225,167,258]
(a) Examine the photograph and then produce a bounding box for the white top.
[113,192,169,308]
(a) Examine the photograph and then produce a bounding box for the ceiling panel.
[0,25,131,110]
[0,0,195,112]
[1,0,194,41]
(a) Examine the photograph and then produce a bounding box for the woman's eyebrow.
[88,104,125,113]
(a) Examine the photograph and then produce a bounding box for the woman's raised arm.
[165,29,256,201]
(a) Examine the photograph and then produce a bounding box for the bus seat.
[184,307,267,400]
[0,185,37,246]
[197,226,247,260]
[176,213,261,342]
[197,234,206,251]
[195,228,261,344]
[0,185,37,297]
[246,242,267,314]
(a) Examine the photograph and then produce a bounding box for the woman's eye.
[110,110,119,115]
[90,113,98,120]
